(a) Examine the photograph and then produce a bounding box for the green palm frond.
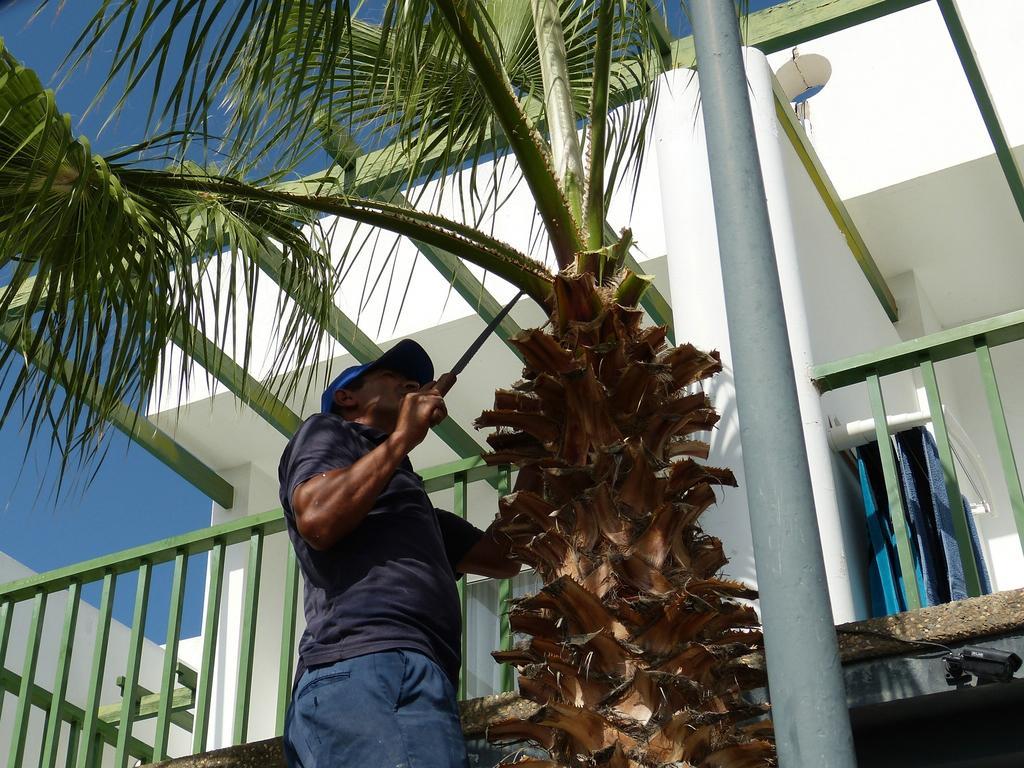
[44,1,664,261]
[0,43,330,470]
[1,40,555,473]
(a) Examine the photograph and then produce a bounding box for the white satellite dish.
[776,53,832,104]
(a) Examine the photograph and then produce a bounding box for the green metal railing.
[0,457,516,766]
[813,308,1024,610]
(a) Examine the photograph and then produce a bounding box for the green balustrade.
[813,308,1024,608]
[0,460,515,765]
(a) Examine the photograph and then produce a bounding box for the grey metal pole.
[687,2,857,767]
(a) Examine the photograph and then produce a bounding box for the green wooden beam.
[644,1,674,67]
[395,195,526,355]
[671,0,931,67]
[0,323,234,508]
[812,307,1024,392]
[101,680,194,732]
[936,0,1024,227]
[319,122,527,356]
[172,326,302,437]
[770,76,898,321]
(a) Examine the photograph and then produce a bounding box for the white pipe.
[827,407,994,515]
[827,410,930,451]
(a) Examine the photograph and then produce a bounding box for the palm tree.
[0,2,774,765]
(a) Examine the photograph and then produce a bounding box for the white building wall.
[204,462,286,748]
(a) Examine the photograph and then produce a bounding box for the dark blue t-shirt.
[278,413,483,687]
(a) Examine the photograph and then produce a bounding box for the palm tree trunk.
[480,273,776,767]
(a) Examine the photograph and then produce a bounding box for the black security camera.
[944,646,1022,687]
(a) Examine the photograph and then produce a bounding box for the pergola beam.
[936,0,1024,227]
[316,125,526,357]
[174,326,303,437]
[770,78,898,321]
[671,0,931,67]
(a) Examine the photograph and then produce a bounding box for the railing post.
[0,600,12,725]
[919,358,982,596]
[153,551,189,760]
[193,542,226,754]
[867,374,921,609]
[76,572,116,768]
[976,341,1024,554]
[41,582,82,768]
[497,465,514,694]
[233,529,264,745]
[7,589,46,768]
[276,548,301,735]
[115,561,153,768]
[688,2,856,766]
[454,471,469,700]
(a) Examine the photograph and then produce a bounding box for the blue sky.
[0,1,213,640]
[0,0,792,640]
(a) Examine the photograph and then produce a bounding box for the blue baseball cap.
[321,339,434,414]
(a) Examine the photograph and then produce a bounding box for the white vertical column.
[653,52,857,623]
[204,462,281,748]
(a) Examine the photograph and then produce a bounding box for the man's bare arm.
[457,464,542,578]
[292,385,446,551]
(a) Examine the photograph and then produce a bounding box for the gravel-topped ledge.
[835,587,1024,663]
[144,589,1024,766]
[459,690,540,737]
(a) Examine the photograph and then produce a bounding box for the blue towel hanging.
[856,442,906,616]
[894,430,947,606]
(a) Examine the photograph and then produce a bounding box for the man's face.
[336,368,421,431]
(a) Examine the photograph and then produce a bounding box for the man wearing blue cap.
[278,339,522,768]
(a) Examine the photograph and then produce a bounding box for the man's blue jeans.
[283,650,470,768]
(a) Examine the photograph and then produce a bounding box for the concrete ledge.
[459,690,540,737]
[836,587,1024,662]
